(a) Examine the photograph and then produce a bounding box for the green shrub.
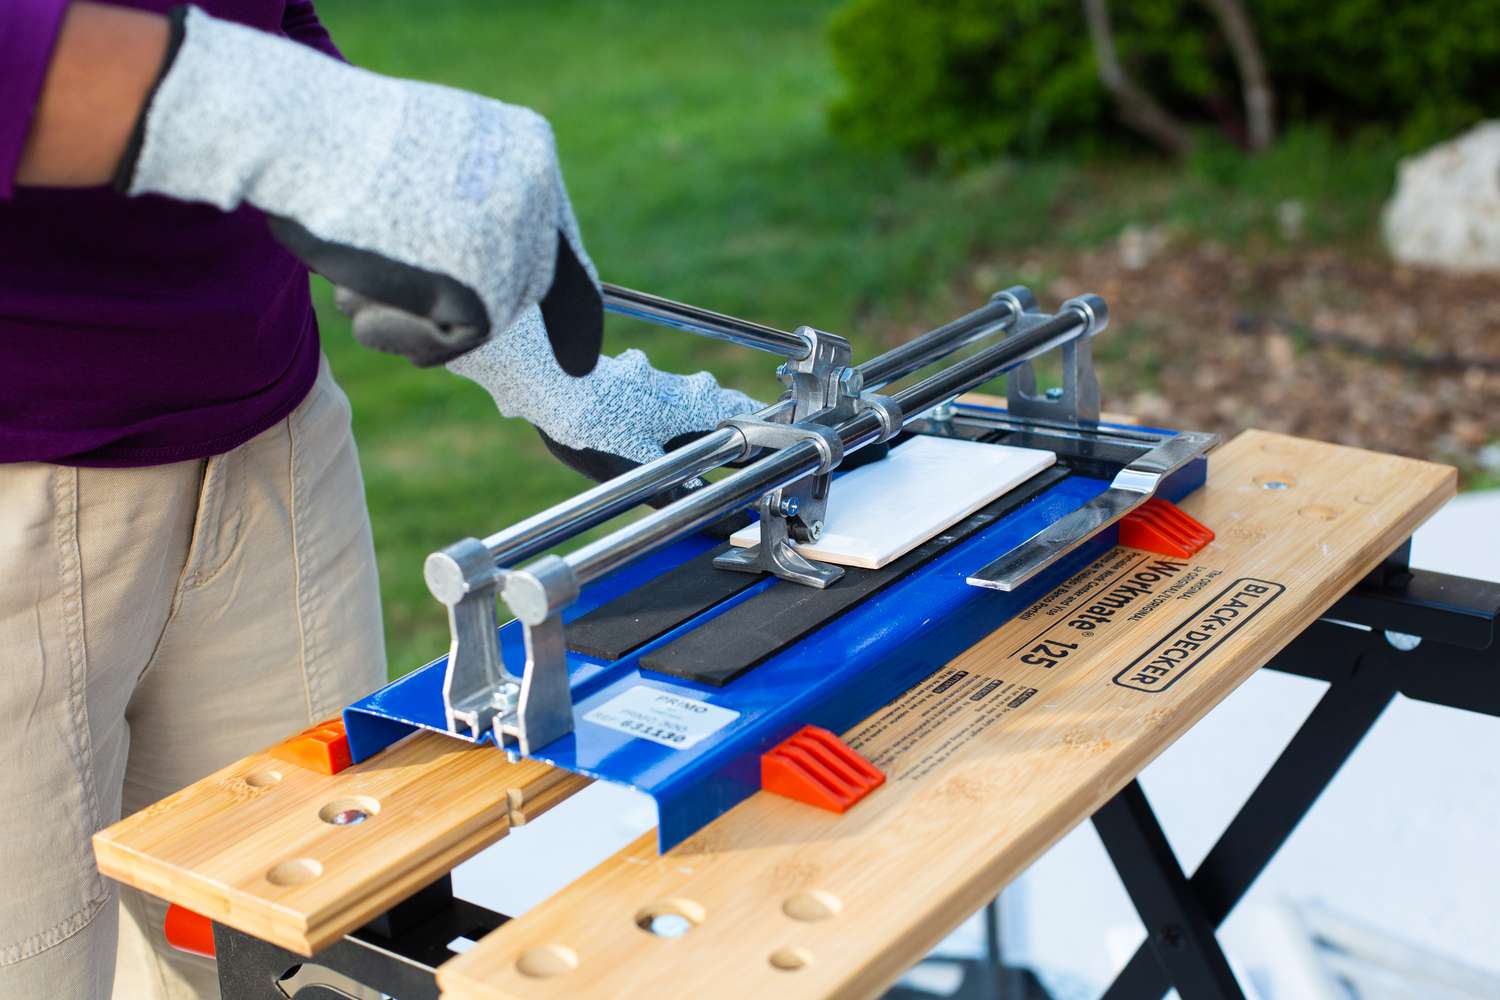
[827,0,1500,162]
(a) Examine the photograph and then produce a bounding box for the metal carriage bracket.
[713,323,854,587]
[711,415,848,588]
[712,325,905,589]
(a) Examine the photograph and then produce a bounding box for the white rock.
[1383,120,1500,272]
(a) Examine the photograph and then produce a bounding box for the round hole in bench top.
[244,770,282,788]
[266,858,323,886]
[782,890,842,922]
[1299,504,1342,522]
[516,944,578,978]
[769,947,813,971]
[635,898,706,937]
[318,795,381,826]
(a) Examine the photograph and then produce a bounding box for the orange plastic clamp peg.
[761,725,885,813]
[1119,497,1215,558]
[164,904,216,958]
[270,717,352,775]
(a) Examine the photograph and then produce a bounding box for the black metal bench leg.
[1093,781,1246,1000]
[215,875,507,1000]
[1097,622,1402,999]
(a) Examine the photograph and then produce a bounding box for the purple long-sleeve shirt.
[0,0,340,466]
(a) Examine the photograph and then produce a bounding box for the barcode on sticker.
[583,687,739,750]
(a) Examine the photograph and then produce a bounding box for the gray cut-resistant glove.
[446,307,764,499]
[115,5,601,372]
[441,308,901,505]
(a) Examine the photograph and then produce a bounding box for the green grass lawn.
[312,0,1405,676]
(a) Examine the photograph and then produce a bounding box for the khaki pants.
[0,357,387,999]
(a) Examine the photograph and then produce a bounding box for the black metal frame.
[213,874,506,999]
[212,544,1499,1000]
[1091,543,1500,1000]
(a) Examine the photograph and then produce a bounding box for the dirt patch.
[953,238,1500,484]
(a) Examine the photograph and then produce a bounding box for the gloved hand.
[115,5,600,372]
[447,308,764,498]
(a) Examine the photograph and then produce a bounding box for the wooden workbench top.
[92,723,587,954]
[436,430,1452,1000]
[93,429,1453,997]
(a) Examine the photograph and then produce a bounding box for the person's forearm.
[15,2,168,187]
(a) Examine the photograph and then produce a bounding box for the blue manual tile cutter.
[343,285,1216,850]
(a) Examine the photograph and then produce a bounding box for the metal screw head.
[809,520,825,541]
[330,809,368,826]
[1384,630,1422,652]
[491,681,521,713]
[645,914,693,938]
[778,496,800,518]
[1044,386,1065,401]
[837,368,864,395]
[1262,480,1289,491]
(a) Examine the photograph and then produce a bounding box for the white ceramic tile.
[729,435,1056,569]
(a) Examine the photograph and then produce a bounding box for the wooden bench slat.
[94,729,580,954]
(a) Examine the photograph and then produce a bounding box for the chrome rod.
[478,396,797,568]
[857,288,1032,389]
[888,301,1103,418]
[480,429,746,568]
[481,295,1097,573]
[606,282,1033,390]
[567,438,839,583]
[603,283,812,360]
[563,302,1100,587]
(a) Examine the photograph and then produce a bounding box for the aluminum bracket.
[425,538,509,740]
[1007,295,1107,426]
[493,556,579,756]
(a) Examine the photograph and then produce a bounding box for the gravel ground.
[964,235,1500,484]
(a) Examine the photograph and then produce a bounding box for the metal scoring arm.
[426,284,1125,755]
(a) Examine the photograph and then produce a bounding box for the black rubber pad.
[641,466,1070,687]
[566,544,763,661]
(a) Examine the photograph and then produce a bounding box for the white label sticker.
[583,687,740,750]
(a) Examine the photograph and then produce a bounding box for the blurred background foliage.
[312,0,1496,676]
[828,0,1500,163]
